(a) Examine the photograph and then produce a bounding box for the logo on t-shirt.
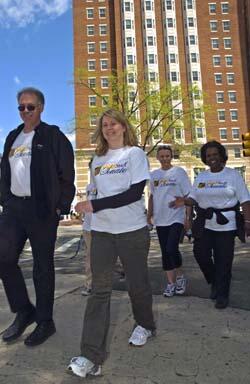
[9,145,31,158]
[153,178,176,187]
[198,181,227,189]
[95,161,128,176]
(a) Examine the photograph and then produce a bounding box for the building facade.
[73,0,250,193]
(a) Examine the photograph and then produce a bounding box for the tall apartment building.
[73,0,250,193]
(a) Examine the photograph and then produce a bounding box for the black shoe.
[210,283,217,300]
[2,307,36,342]
[24,320,56,347]
[215,297,229,309]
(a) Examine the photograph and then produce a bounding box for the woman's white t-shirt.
[9,130,35,197]
[189,167,250,231]
[90,146,150,234]
[150,166,191,226]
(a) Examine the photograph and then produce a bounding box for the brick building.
[73,0,250,193]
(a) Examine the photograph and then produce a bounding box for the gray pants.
[80,226,155,365]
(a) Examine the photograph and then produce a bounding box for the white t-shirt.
[189,167,250,231]
[9,130,35,196]
[90,146,149,234]
[82,183,97,232]
[150,166,191,226]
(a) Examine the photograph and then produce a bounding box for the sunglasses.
[18,104,40,112]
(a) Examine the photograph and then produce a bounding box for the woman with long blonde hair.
[67,109,155,378]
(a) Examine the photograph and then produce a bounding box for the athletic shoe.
[215,297,229,309]
[81,287,92,296]
[128,325,152,346]
[67,356,101,378]
[163,283,176,297]
[175,276,187,295]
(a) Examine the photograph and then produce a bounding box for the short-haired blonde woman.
[67,109,155,378]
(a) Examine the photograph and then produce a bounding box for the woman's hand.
[75,200,93,214]
[169,196,185,209]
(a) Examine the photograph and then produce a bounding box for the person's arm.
[184,206,193,231]
[147,194,153,224]
[169,196,196,208]
[75,180,146,213]
[241,201,250,236]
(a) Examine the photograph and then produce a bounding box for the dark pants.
[156,223,184,271]
[0,196,59,323]
[193,229,236,299]
[80,226,155,365]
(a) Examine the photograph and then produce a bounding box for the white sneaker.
[176,276,187,295]
[163,283,176,297]
[67,356,101,378]
[128,325,152,346]
[81,286,92,296]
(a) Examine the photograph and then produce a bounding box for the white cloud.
[0,0,71,28]
[14,76,21,84]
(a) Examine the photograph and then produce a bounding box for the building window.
[102,95,109,106]
[216,91,224,103]
[230,110,238,121]
[87,42,95,54]
[234,148,241,158]
[168,35,176,45]
[213,55,221,66]
[174,127,183,140]
[169,53,177,63]
[219,128,227,139]
[125,19,133,29]
[221,2,229,14]
[126,37,133,47]
[147,36,155,46]
[224,38,232,49]
[187,17,195,27]
[186,0,193,9]
[214,73,222,85]
[99,8,106,18]
[88,78,96,88]
[124,2,131,11]
[189,35,196,45]
[145,1,153,11]
[88,60,96,71]
[193,89,202,100]
[222,20,230,32]
[210,21,218,32]
[149,72,157,81]
[128,73,135,83]
[190,52,198,63]
[146,18,154,28]
[129,91,136,102]
[171,71,179,82]
[225,55,233,66]
[228,91,236,103]
[227,73,235,84]
[99,25,107,35]
[86,8,94,18]
[100,42,108,53]
[90,114,97,126]
[232,128,240,139]
[208,3,216,14]
[167,18,174,28]
[148,54,156,64]
[166,0,173,10]
[89,96,96,107]
[127,54,134,65]
[211,38,219,49]
[196,127,204,139]
[101,77,109,88]
[87,25,94,36]
[100,59,108,70]
[192,71,199,81]
[218,110,225,121]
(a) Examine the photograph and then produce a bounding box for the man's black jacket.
[0,121,75,219]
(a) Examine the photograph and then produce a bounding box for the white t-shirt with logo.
[150,166,191,226]
[189,167,250,231]
[9,130,35,196]
[91,146,149,234]
[82,183,97,232]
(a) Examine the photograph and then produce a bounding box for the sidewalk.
[0,233,250,383]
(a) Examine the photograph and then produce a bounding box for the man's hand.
[75,200,93,214]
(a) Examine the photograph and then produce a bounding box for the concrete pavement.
[0,229,250,384]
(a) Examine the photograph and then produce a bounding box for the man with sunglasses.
[0,87,75,347]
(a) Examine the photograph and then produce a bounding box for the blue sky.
[0,0,74,153]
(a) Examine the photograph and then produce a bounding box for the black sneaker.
[2,307,36,342]
[215,297,229,309]
[24,320,56,347]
